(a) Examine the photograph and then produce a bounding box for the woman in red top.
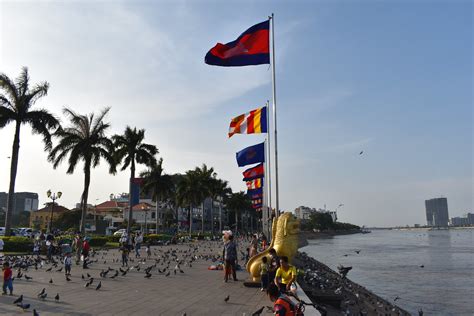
[2,262,13,295]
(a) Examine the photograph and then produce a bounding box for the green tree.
[52,209,82,231]
[209,178,231,234]
[140,158,173,230]
[308,212,334,231]
[225,191,252,232]
[0,67,60,235]
[176,169,203,235]
[193,164,216,233]
[48,108,116,233]
[113,126,157,234]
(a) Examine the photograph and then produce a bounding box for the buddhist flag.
[243,163,264,181]
[246,178,263,190]
[236,142,265,167]
[205,20,270,67]
[228,106,267,138]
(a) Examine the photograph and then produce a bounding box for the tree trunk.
[127,159,135,234]
[80,163,91,234]
[155,199,159,233]
[201,201,205,234]
[234,210,238,232]
[5,122,21,236]
[210,198,213,236]
[219,199,222,234]
[189,204,193,235]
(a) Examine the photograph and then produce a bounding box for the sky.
[0,0,472,227]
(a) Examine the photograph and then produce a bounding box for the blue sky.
[0,0,472,226]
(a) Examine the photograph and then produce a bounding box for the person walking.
[0,238,4,258]
[64,252,72,276]
[82,238,90,269]
[134,232,143,258]
[268,248,280,284]
[73,233,82,265]
[223,234,238,282]
[121,245,129,267]
[260,256,270,291]
[249,234,258,258]
[2,262,13,295]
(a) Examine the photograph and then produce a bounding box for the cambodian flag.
[205,20,270,67]
[243,163,264,181]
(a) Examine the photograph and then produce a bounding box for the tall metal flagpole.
[270,13,280,218]
[265,100,273,239]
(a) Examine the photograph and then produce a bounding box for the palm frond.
[0,106,16,128]
[0,72,19,107]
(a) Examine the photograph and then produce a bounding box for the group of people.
[119,231,151,267]
[222,230,301,315]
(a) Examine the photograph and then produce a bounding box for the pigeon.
[39,293,47,300]
[25,275,33,280]
[82,274,85,280]
[56,267,63,272]
[49,278,53,284]
[16,303,30,311]
[37,288,46,297]
[55,293,60,301]
[95,281,101,290]
[419,265,424,268]
[33,309,40,316]
[145,272,152,279]
[337,265,352,278]
[359,151,364,155]
[224,295,230,303]
[13,294,23,304]
[165,271,170,277]
[66,275,71,282]
[179,269,184,274]
[394,296,401,301]
[354,250,361,254]
[252,306,265,316]
[87,273,91,278]
[46,267,52,272]
[110,271,119,279]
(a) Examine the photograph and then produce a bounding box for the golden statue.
[246,212,300,282]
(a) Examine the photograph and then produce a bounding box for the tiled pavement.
[0,241,275,316]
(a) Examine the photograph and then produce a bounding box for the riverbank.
[293,251,410,316]
[301,229,362,240]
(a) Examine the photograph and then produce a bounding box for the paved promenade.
[0,241,276,316]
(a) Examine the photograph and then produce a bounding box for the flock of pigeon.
[1,240,275,315]
[1,242,230,315]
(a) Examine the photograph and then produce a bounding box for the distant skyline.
[0,1,472,227]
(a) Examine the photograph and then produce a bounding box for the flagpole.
[263,139,268,237]
[265,100,272,239]
[270,13,280,218]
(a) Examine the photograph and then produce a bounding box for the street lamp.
[142,205,149,235]
[46,190,62,234]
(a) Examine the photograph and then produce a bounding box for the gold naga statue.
[246,212,300,282]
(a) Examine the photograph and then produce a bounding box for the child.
[121,245,129,267]
[145,242,151,258]
[260,256,269,291]
[64,253,72,276]
[2,262,13,295]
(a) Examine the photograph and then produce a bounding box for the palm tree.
[209,178,231,234]
[48,107,116,233]
[0,67,60,235]
[113,126,157,234]
[225,191,251,233]
[193,164,216,233]
[140,158,173,231]
[176,170,203,235]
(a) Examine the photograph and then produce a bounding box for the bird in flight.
[359,151,364,155]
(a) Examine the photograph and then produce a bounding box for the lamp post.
[46,190,62,234]
[142,205,149,235]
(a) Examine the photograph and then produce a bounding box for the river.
[300,228,473,315]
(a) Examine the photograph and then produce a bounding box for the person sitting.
[274,256,297,294]
[267,283,300,316]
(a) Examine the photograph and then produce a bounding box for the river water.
[300,228,473,315]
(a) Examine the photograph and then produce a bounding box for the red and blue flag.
[243,163,264,181]
[205,20,270,67]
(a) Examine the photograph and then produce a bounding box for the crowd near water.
[301,228,474,315]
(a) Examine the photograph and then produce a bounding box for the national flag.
[242,163,264,181]
[246,178,263,190]
[130,178,143,206]
[205,20,270,67]
[252,203,263,209]
[236,142,265,167]
[228,106,267,138]
[247,187,263,197]
[252,199,262,205]
[249,192,263,200]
